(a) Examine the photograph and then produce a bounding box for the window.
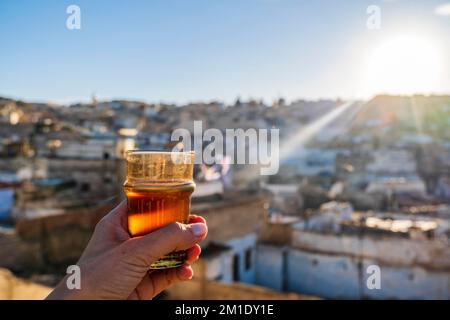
[80,183,90,192]
[244,248,252,271]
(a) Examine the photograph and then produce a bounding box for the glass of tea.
[123,150,196,269]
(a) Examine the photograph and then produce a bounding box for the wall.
[193,193,267,247]
[0,268,51,300]
[255,245,285,291]
[1,202,116,272]
[361,259,450,299]
[165,279,316,300]
[46,158,124,198]
[258,222,293,246]
[0,236,43,271]
[285,249,450,299]
[291,229,450,270]
[286,249,361,299]
[202,249,234,283]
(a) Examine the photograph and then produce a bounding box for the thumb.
[122,222,208,266]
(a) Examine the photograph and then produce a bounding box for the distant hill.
[350,94,450,134]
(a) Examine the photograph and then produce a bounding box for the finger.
[188,215,206,224]
[124,221,208,266]
[99,200,128,229]
[185,244,201,264]
[135,265,194,299]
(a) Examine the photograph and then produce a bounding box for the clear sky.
[0,0,449,104]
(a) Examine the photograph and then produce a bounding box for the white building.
[253,204,450,299]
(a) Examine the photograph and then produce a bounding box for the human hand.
[46,201,208,300]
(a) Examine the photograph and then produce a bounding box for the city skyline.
[1,0,449,105]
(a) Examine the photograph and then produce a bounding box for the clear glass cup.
[123,151,196,269]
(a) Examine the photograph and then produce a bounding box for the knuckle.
[164,269,174,285]
[175,221,185,230]
[166,222,185,236]
[162,222,191,252]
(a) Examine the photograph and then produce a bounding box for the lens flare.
[280,102,356,160]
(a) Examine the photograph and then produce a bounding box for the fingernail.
[178,266,193,280]
[190,223,207,237]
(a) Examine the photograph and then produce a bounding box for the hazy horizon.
[3,91,450,108]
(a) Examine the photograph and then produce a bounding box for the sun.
[365,34,443,95]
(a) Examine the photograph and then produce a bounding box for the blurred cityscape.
[1,94,450,299]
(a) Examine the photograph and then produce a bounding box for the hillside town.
[1,94,450,299]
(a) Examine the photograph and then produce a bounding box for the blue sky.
[0,0,449,104]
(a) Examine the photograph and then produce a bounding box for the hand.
[46,201,208,300]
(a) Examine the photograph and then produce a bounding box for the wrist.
[46,278,83,300]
